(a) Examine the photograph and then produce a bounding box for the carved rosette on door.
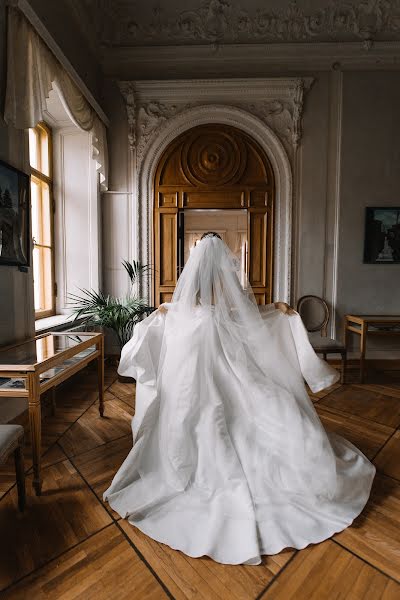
[154,124,274,306]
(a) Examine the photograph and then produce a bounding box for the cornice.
[130,77,314,100]
[102,40,400,77]
[81,0,400,48]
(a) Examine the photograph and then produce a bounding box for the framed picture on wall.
[0,159,30,267]
[364,207,400,264]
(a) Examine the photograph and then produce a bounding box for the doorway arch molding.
[137,104,293,303]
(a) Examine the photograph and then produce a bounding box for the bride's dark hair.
[201,231,222,240]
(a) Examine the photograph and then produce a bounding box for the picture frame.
[0,159,30,267]
[364,207,400,264]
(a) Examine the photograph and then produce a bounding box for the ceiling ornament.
[89,0,400,47]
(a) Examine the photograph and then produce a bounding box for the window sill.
[35,313,76,334]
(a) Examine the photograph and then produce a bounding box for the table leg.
[50,386,56,416]
[360,323,368,383]
[341,351,347,384]
[28,373,42,495]
[98,337,105,417]
[344,317,349,349]
[14,444,26,511]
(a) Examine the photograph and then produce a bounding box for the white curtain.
[4,6,108,190]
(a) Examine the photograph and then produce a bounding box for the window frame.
[29,122,56,320]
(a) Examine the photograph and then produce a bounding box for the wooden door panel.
[182,191,244,208]
[158,192,178,208]
[159,212,177,287]
[155,210,178,305]
[154,124,274,306]
[160,291,174,304]
[253,293,267,305]
[249,211,267,288]
[250,190,269,208]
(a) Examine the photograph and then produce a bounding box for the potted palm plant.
[69,260,153,352]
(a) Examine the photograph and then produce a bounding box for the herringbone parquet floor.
[1,361,400,599]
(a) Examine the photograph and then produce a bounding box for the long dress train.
[104,236,375,565]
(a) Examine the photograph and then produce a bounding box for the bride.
[104,232,375,565]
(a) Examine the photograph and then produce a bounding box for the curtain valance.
[4,6,108,190]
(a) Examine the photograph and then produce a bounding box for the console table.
[344,315,400,383]
[0,331,104,495]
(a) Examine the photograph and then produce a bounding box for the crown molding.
[76,0,400,47]
[128,77,314,101]
[102,40,400,78]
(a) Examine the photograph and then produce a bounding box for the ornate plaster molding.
[118,82,136,151]
[118,79,309,303]
[119,78,313,162]
[135,105,293,303]
[137,101,195,161]
[241,79,309,150]
[79,0,400,47]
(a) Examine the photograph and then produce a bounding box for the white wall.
[101,82,132,298]
[0,0,35,346]
[337,72,400,318]
[53,126,101,313]
[295,72,331,300]
[335,72,400,350]
[297,69,400,349]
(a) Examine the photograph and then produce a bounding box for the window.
[29,123,55,319]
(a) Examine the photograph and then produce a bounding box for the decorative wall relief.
[118,78,307,304]
[79,0,400,48]
[119,78,313,164]
[119,82,136,151]
[137,101,195,161]
[242,79,306,150]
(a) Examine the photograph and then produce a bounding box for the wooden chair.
[0,424,25,511]
[296,295,347,384]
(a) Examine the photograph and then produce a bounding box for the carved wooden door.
[154,124,274,306]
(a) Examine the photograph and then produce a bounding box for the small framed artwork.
[0,159,30,267]
[364,207,400,264]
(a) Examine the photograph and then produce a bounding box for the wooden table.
[0,331,104,495]
[344,315,400,383]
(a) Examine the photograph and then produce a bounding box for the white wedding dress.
[104,235,375,565]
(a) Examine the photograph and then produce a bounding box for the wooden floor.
[1,362,400,599]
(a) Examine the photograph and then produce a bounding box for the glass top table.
[0,331,105,495]
[0,332,98,370]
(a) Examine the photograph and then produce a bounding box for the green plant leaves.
[69,261,154,349]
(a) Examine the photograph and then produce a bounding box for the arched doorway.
[153,124,275,306]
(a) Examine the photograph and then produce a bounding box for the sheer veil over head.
[171,231,263,339]
[164,233,340,499]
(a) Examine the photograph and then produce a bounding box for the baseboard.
[329,357,400,370]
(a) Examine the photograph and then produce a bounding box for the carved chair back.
[296,295,330,337]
